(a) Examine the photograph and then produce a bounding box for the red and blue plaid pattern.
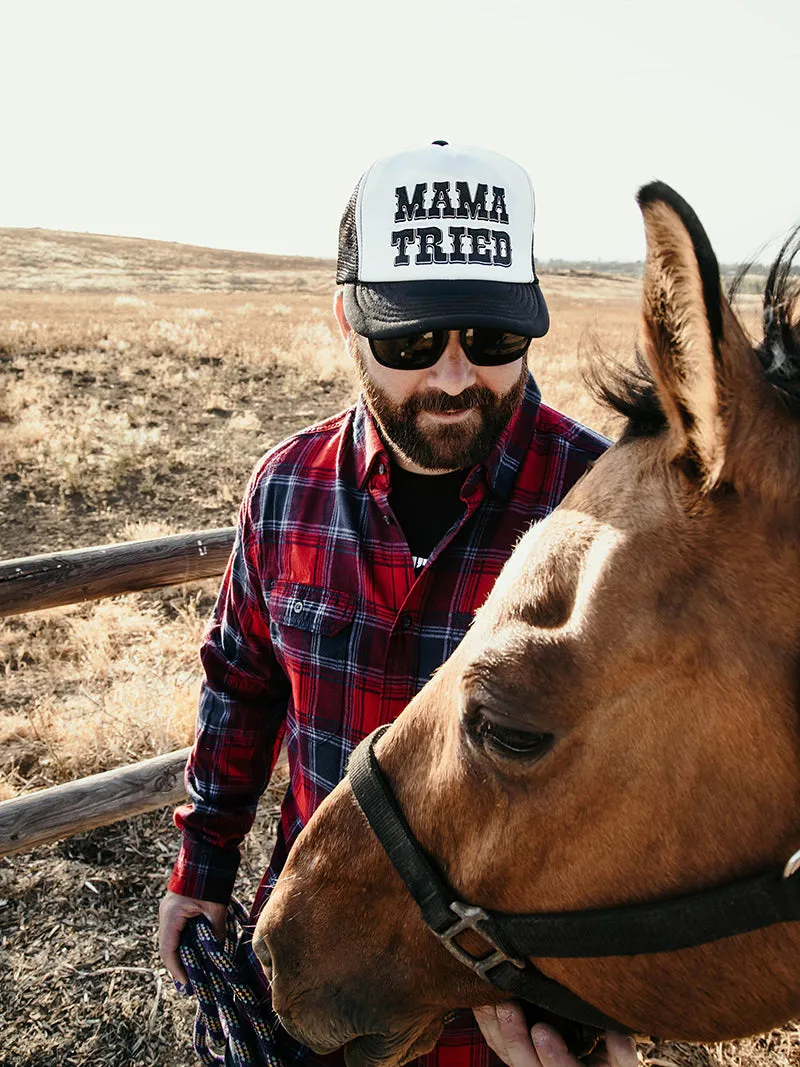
[170,375,609,1066]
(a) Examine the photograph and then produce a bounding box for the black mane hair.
[582,347,666,439]
[753,226,800,399]
[586,225,800,436]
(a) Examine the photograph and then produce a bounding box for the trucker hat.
[337,140,549,339]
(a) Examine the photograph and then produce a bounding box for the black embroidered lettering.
[455,182,489,220]
[468,228,493,264]
[448,226,467,263]
[428,181,456,219]
[414,227,447,265]
[391,229,416,266]
[493,231,512,267]
[489,186,509,224]
[395,184,428,223]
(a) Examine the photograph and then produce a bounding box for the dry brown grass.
[0,229,791,1066]
[0,227,335,293]
[0,284,356,811]
[0,289,352,545]
[0,581,214,800]
[0,274,636,795]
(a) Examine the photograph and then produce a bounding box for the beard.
[354,350,527,472]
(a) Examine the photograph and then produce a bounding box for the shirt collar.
[352,373,541,497]
[484,373,541,500]
[354,397,391,490]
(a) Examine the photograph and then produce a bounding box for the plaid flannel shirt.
[169,374,610,1067]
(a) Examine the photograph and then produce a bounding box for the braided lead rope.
[178,898,283,1067]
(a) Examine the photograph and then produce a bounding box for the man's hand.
[158,890,227,987]
[474,1002,639,1066]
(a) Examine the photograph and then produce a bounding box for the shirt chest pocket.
[267,580,357,726]
[268,580,356,637]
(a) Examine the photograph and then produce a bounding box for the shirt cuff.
[167,833,241,904]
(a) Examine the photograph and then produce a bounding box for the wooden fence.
[0,527,282,857]
[0,527,236,616]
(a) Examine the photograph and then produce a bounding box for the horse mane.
[751,226,800,399]
[583,348,665,439]
[586,226,800,435]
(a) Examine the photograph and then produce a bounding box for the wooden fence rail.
[0,525,268,855]
[0,527,235,616]
[0,745,288,857]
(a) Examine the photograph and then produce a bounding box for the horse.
[254,182,800,1067]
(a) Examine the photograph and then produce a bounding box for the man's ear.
[333,289,351,342]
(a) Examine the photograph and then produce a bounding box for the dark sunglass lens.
[464,328,531,365]
[370,331,443,369]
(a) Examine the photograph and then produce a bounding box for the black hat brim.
[343,279,549,339]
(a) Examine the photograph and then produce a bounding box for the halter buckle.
[436,900,526,979]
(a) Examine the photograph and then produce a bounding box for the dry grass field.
[0,229,795,1066]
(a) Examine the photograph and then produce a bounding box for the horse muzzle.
[253,921,355,1053]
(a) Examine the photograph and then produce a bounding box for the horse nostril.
[252,934,274,983]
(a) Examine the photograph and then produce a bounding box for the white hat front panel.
[356,143,535,284]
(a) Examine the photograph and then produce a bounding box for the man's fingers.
[202,902,227,944]
[600,1032,639,1066]
[473,1003,503,1051]
[532,1025,639,1067]
[158,891,210,986]
[474,1008,638,1067]
[583,1031,640,1066]
[474,1003,544,1067]
[530,1024,575,1066]
[158,917,189,985]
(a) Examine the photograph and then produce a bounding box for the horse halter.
[347,725,800,1035]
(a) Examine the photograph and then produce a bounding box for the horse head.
[255,183,800,1066]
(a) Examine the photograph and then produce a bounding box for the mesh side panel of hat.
[336,183,361,284]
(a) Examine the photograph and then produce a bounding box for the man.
[159,142,636,1067]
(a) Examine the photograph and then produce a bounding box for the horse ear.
[637,182,749,486]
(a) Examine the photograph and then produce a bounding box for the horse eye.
[466,709,552,762]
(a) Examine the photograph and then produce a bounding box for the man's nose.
[426,331,476,395]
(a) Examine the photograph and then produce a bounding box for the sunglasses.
[368,328,532,371]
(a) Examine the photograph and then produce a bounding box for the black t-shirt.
[389,464,467,571]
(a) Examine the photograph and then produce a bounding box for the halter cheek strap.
[347,726,630,1032]
[347,725,800,1033]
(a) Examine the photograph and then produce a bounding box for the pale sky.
[1,0,798,265]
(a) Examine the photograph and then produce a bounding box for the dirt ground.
[1,230,797,1066]
[0,797,284,1066]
